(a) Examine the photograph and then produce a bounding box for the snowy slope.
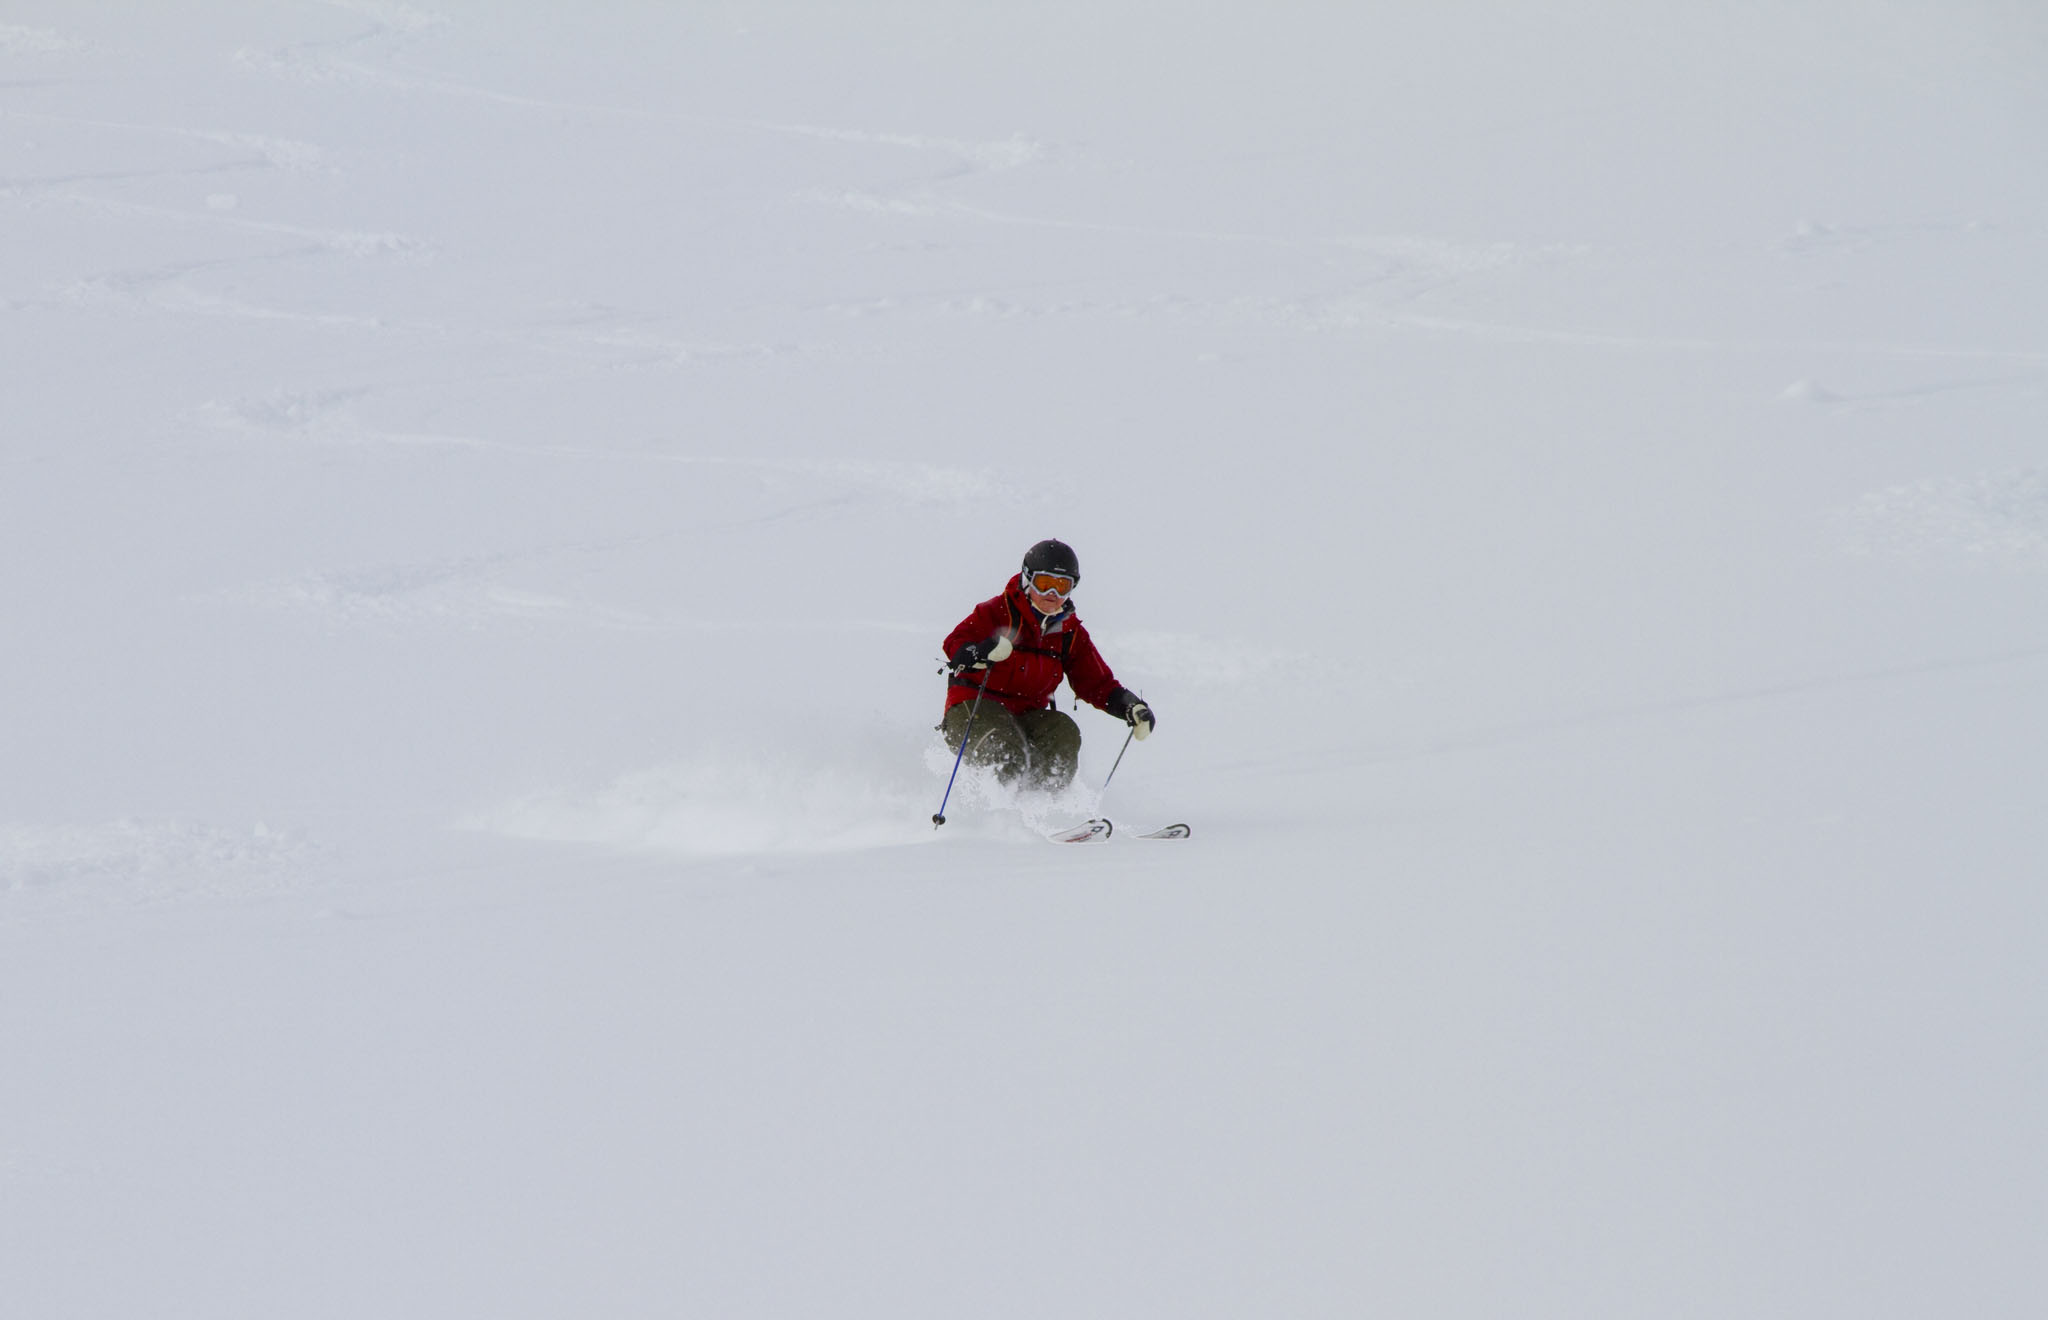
[4,3,2046,1316]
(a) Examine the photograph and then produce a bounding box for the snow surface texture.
[5,2,2046,1316]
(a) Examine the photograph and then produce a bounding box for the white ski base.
[1044,819,1188,842]
[1047,818,1113,844]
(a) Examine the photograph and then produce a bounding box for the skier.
[941,539,1155,792]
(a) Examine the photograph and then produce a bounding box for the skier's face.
[1025,571,1074,615]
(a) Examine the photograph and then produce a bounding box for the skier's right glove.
[947,634,1013,675]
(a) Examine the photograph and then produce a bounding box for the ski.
[1047,818,1112,844]
[1042,819,1186,843]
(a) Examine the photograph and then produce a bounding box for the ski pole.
[932,683,987,828]
[1100,725,1136,794]
[1100,690,1151,795]
[1098,690,1150,805]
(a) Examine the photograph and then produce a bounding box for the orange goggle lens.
[1029,572,1076,596]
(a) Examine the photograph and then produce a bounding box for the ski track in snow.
[1309,299,2048,364]
[56,254,399,333]
[20,187,433,292]
[809,239,1544,333]
[10,189,429,330]
[0,25,84,56]
[316,0,449,34]
[1779,215,2048,255]
[227,4,1051,196]
[797,171,2046,365]
[0,109,329,174]
[78,198,431,259]
[17,9,2037,376]
[808,212,2045,366]
[1782,374,2048,410]
[209,0,1570,343]
[188,385,1016,630]
[195,387,1021,506]
[201,553,648,630]
[242,27,1549,342]
[201,554,951,636]
[779,124,1045,175]
[204,552,941,634]
[0,818,312,918]
[231,0,450,88]
[1839,466,2048,568]
[30,39,2029,378]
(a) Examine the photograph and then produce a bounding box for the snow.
[4,1,2045,1315]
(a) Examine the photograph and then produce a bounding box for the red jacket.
[943,577,1124,715]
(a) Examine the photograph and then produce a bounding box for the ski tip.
[1137,823,1192,840]
[1047,817,1112,844]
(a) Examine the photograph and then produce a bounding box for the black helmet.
[1022,538,1080,586]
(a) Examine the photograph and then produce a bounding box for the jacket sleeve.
[943,594,1012,658]
[1061,621,1125,711]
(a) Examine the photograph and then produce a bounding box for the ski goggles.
[1027,571,1076,597]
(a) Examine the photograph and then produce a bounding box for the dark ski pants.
[940,702,1082,792]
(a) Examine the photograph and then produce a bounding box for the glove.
[1107,688,1156,740]
[947,633,1013,675]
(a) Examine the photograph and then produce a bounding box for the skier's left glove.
[1107,688,1156,740]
